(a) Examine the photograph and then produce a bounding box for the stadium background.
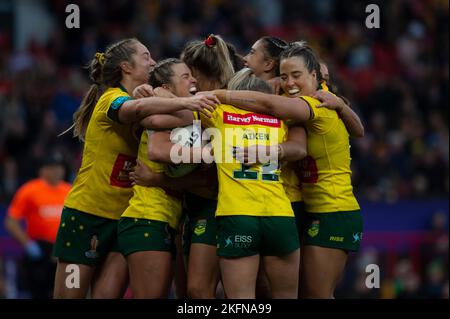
[0,0,448,298]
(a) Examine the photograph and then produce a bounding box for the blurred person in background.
[423,260,446,298]
[4,153,70,298]
[0,257,5,299]
[393,258,422,299]
[442,281,449,299]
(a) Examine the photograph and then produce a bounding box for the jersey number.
[233,162,280,182]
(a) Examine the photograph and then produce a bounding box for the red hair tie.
[204,35,216,47]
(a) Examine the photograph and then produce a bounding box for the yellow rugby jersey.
[200,104,293,217]
[281,163,302,202]
[121,130,182,229]
[279,94,305,202]
[298,95,360,213]
[64,87,139,220]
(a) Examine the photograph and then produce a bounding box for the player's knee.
[187,283,214,299]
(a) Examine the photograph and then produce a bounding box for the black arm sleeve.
[107,96,132,123]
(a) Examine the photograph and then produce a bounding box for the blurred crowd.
[0,0,448,299]
[0,0,448,204]
[336,210,448,299]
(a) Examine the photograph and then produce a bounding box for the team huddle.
[53,34,364,299]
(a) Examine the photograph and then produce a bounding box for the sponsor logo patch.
[223,112,281,128]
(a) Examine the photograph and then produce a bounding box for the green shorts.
[53,207,120,266]
[117,217,176,257]
[302,210,363,252]
[292,201,305,245]
[182,193,218,255]
[216,216,299,258]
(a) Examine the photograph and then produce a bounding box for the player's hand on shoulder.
[312,90,345,111]
[182,93,220,118]
[132,84,154,99]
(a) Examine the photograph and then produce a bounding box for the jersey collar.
[119,84,128,94]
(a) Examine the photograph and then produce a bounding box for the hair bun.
[95,52,105,65]
[204,34,216,48]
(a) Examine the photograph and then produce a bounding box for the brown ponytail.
[181,34,235,89]
[60,38,139,141]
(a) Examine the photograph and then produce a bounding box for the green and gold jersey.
[299,96,360,213]
[64,87,138,220]
[200,104,293,217]
[121,130,182,229]
[278,95,303,203]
